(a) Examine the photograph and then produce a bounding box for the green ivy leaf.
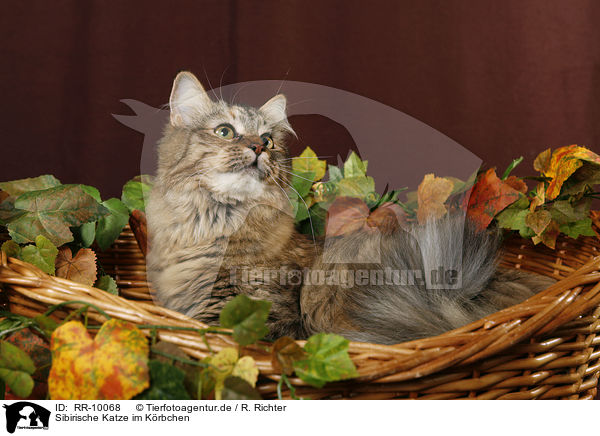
[221,376,262,400]
[495,196,535,238]
[293,333,358,388]
[550,199,591,225]
[292,147,326,181]
[21,235,58,275]
[343,152,368,178]
[73,222,96,248]
[0,340,36,398]
[134,360,190,400]
[0,175,61,196]
[0,196,25,225]
[96,198,130,251]
[95,275,119,295]
[328,165,343,183]
[6,185,108,246]
[219,295,271,345]
[121,176,153,213]
[337,176,376,199]
[559,218,596,239]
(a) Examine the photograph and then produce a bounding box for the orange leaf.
[417,174,454,224]
[533,148,552,173]
[271,336,307,376]
[326,197,370,237]
[529,182,546,211]
[504,176,527,194]
[48,320,149,400]
[467,168,521,230]
[55,247,97,286]
[543,145,600,200]
[366,202,406,234]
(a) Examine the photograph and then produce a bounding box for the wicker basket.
[2,214,600,400]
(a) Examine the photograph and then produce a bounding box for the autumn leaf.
[525,210,552,236]
[48,320,149,400]
[539,145,600,200]
[55,247,97,286]
[0,175,61,196]
[1,240,21,258]
[417,174,454,224]
[559,218,597,239]
[466,168,521,230]
[504,175,528,194]
[6,329,51,400]
[336,176,376,200]
[221,376,262,400]
[530,182,546,211]
[495,197,534,238]
[326,197,370,237]
[343,151,368,178]
[532,220,561,249]
[207,348,259,400]
[6,185,108,246]
[533,148,552,173]
[292,147,327,182]
[271,336,307,376]
[367,202,406,234]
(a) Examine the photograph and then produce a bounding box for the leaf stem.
[44,300,112,320]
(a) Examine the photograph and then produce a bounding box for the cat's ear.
[169,71,212,127]
[260,94,288,124]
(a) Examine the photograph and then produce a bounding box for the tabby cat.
[146,71,554,344]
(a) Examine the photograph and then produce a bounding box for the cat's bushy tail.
[301,214,555,344]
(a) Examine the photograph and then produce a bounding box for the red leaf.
[467,168,521,230]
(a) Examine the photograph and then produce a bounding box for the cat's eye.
[261,134,275,149]
[214,124,236,140]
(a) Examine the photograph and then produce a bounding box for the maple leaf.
[417,174,454,224]
[55,247,97,286]
[466,168,521,230]
[291,147,327,182]
[6,185,108,246]
[48,320,149,400]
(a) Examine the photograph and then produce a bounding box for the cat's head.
[158,71,296,204]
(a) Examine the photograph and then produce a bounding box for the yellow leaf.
[207,348,259,400]
[48,320,149,400]
[542,145,600,200]
[529,182,546,211]
[533,148,552,173]
[417,174,454,224]
[292,147,327,181]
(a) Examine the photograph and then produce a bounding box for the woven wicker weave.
[1,214,600,400]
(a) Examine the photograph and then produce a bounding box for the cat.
[146,71,555,344]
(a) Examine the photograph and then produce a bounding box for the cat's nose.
[248,143,264,156]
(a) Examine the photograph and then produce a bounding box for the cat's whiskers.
[280,156,333,161]
[277,167,316,183]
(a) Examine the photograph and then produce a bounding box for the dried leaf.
[55,247,97,286]
[271,336,307,376]
[367,202,406,234]
[0,175,61,196]
[417,174,454,224]
[326,197,370,237]
[530,182,546,211]
[532,220,561,249]
[48,320,149,400]
[525,210,552,236]
[466,168,521,230]
[533,148,552,173]
[504,176,528,194]
[542,145,600,200]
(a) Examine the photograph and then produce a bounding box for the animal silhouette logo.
[3,402,50,433]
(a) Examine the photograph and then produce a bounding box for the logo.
[3,402,50,434]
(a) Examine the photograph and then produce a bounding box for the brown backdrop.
[1,0,599,198]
